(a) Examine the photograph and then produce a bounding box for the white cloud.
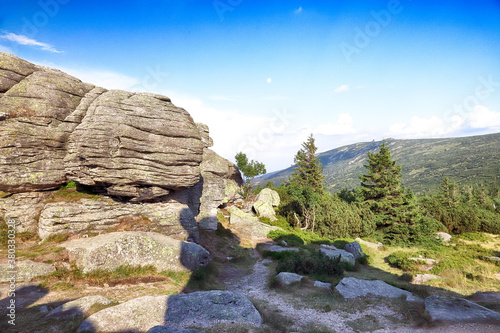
[295,6,303,14]
[0,32,62,53]
[334,84,349,94]
[467,105,500,129]
[267,77,272,84]
[313,113,356,135]
[60,67,141,91]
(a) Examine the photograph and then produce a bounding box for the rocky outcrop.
[62,231,210,273]
[38,198,199,242]
[344,241,364,259]
[148,327,204,333]
[276,272,303,286]
[229,206,281,240]
[335,277,422,302]
[424,296,500,325]
[0,52,208,200]
[164,290,262,328]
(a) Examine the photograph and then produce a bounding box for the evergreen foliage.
[235,152,266,197]
[291,134,325,192]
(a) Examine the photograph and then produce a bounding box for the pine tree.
[359,141,416,229]
[235,152,266,198]
[291,134,325,192]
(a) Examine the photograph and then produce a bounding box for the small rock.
[320,248,355,266]
[40,305,49,313]
[335,277,421,302]
[468,291,500,304]
[320,244,337,250]
[344,241,364,259]
[280,240,288,246]
[435,232,452,242]
[262,259,273,266]
[313,281,332,290]
[413,274,441,284]
[276,272,303,286]
[103,283,109,288]
[355,238,384,250]
[408,257,438,265]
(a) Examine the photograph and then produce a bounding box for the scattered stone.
[0,260,55,282]
[435,232,452,242]
[255,188,280,207]
[320,248,355,266]
[46,296,112,320]
[335,277,421,302]
[40,306,49,313]
[164,290,262,328]
[320,244,337,250]
[344,241,364,259]
[424,296,500,324]
[62,231,210,273]
[229,206,281,240]
[262,259,273,266]
[355,238,383,250]
[77,295,169,333]
[280,240,288,246]
[266,245,300,253]
[147,327,204,333]
[313,281,332,290]
[276,272,303,286]
[486,256,500,261]
[413,274,441,284]
[408,256,438,265]
[467,291,500,305]
[252,188,280,221]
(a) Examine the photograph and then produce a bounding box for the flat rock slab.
[276,272,303,286]
[266,245,300,253]
[0,260,55,282]
[62,231,210,273]
[78,295,169,333]
[335,277,421,302]
[424,296,500,325]
[320,248,355,266]
[46,295,113,320]
[164,290,262,328]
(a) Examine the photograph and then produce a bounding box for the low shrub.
[275,249,343,282]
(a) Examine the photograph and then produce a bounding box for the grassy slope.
[258,132,500,195]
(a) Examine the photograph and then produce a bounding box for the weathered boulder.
[64,90,204,198]
[78,295,169,333]
[0,260,55,282]
[252,188,280,221]
[46,295,113,320]
[313,281,332,290]
[424,296,500,324]
[256,188,280,207]
[276,272,303,286]
[62,231,210,273]
[229,206,281,240]
[335,277,421,302]
[39,198,199,242]
[196,123,213,148]
[320,248,356,266]
[344,241,364,259]
[164,290,262,328]
[0,191,52,232]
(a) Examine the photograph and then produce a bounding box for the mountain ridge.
[258,132,500,194]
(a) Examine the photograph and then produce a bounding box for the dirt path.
[223,251,500,333]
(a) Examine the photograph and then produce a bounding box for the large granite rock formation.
[0,52,243,242]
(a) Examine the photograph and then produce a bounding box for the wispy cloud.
[0,32,62,53]
[294,6,303,14]
[0,44,13,53]
[334,84,350,94]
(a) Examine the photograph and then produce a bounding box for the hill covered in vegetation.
[258,132,500,195]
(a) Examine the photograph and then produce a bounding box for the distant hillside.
[257,132,500,195]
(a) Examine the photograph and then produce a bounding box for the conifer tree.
[359,141,416,229]
[291,134,325,192]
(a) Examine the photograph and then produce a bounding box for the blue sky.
[1,0,500,171]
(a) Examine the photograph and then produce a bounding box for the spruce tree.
[291,134,325,192]
[359,141,416,230]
